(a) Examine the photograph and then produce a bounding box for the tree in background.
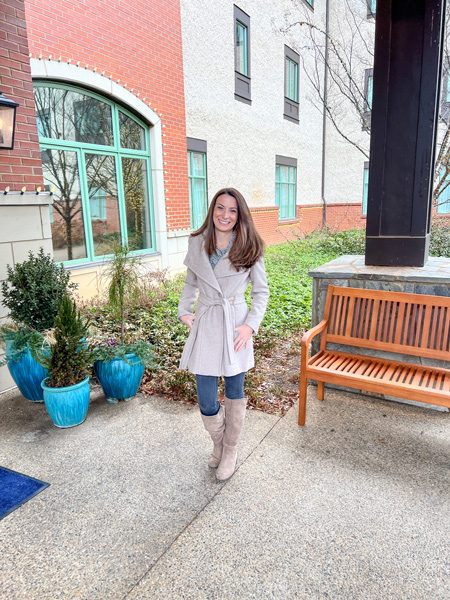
[282,0,450,209]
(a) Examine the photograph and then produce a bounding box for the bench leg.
[299,371,307,426]
[317,381,324,401]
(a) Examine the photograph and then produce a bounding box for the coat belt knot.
[180,294,246,371]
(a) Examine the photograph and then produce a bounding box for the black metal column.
[365,0,446,267]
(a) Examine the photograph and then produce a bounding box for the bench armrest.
[301,319,328,350]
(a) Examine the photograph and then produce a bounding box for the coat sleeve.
[245,258,270,335]
[177,267,199,321]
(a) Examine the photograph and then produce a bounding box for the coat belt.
[180,294,246,371]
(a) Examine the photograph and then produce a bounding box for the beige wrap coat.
[177,234,270,377]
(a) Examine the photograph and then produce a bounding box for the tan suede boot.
[216,397,247,482]
[200,405,225,468]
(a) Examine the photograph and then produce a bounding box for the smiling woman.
[33,82,155,264]
[177,188,269,482]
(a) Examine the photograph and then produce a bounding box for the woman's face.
[213,194,238,234]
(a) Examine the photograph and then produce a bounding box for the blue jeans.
[196,372,246,416]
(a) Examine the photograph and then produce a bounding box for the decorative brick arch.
[30,58,169,265]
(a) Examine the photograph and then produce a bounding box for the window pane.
[85,153,120,256]
[188,151,207,230]
[236,21,247,76]
[289,184,296,218]
[119,111,146,150]
[280,165,289,183]
[90,189,107,220]
[122,157,153,250]
[363,167,369,215]
[34,86,113,145]
[190,178,207,230]
[280,184,289,219]
[41,148,87,262]
[367,75,373,110]
[286,58,298,101]
[289,166,296,184]
[191,152,205,177]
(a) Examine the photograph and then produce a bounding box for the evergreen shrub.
[1,247,77,331]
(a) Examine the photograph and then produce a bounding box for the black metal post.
[365,0,446,267]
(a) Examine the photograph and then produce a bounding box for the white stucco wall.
[180,0,326,210]
[323,0,374,210]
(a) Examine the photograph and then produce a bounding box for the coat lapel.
[184,235,222,293]
[213,254,238,278]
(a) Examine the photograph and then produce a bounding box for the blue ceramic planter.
[6,340,48,402]
[94,354,145,403]
[41,377,90,428]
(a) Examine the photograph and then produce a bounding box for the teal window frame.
[368,0,376,16]
[236,20,248,77]
[367,74,373,110]
[284,46,300,123]
[234,5,251,104]
[362,162,369,215]
[285,57,298,102]
[34,81,155,266]
[437,168,450,213]
[187,150,207,230]
[275,160,297,221]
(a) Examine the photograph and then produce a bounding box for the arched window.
[34,82,155,264]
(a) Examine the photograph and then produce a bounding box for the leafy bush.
[430,216,450,257]
[300,227,366,255]
[90,337,156,368]
[0,324,47,366]
[1,247,77,331]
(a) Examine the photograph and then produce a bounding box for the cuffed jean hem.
[196,372,246,416]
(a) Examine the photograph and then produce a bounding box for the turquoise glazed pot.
[41,377,90,428]
[94,354,145,403]
[6,340,48,403]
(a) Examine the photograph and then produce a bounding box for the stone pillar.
[365,0,446,267]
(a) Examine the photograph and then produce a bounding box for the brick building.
[1,0,369,292]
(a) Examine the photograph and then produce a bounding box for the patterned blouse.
[209,231,237,269]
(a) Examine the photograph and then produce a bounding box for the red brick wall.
[0,0,43,190]
[251,203,366,246]
[23,0,190,230]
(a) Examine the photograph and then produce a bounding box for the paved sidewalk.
[1,384,449,600]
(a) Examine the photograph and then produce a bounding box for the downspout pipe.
[321,0,330,228]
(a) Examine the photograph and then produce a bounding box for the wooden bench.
[299,285,450,425]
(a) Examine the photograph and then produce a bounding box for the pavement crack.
[121,413,283,599]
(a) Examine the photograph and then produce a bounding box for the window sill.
[235,94,252,105]
[278,218,299,225]
[283,114,299,124]
[64,250,160,270]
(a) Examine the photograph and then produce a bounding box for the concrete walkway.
[1,384,449,600]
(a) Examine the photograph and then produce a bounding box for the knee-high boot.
[200,405,225,468]
[216,397,247,482]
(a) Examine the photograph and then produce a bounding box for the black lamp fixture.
[0,91,20,150]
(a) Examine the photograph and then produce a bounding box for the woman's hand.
[234,324,253,352]
[180,315,195,330]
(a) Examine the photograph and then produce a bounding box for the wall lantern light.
[0,91,20,150]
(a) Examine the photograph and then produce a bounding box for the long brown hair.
[192,188,265,270]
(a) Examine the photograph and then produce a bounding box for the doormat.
[0,466,49,520]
